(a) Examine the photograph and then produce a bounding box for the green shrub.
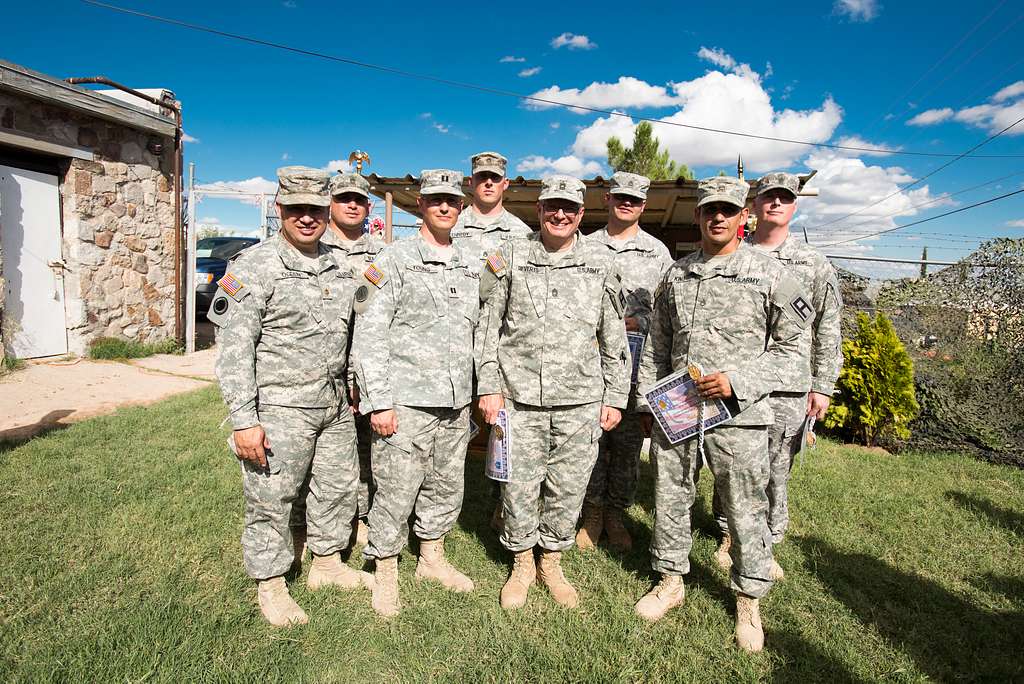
[87,337,181,360]
[825,312,920,446]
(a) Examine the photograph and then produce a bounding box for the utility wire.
[808,114,1024,232]
[806,168,1024,236]
[817,188,1024,247]
[81,0,1024,160]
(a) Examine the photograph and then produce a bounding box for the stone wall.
[0,91,177,356]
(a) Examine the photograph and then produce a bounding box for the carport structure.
[366,169,818,257]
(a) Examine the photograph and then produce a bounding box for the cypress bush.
[825,312,920,447]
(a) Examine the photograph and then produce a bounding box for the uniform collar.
[274,233,333,274]
[462,206,513,232]
[527,232,585,267]
[414,233,464,267]
[685,243,748,278]
[592,225,654,253]
[750,231,797,258]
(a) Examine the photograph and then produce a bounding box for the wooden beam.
[0,129,94,160]
[0,60,176,137]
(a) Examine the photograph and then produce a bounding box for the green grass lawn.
[1,386,1022,683]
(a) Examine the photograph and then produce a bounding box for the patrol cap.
[696,176,750,209]
[609,171,650,200]
[756,171,800,198]
[538,174,586,205]
[329,172,370,199]
[419,169,465,197]
[276,166,331,207]
[471,151,508,177]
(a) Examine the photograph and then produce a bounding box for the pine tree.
[606,122,693,180]
[824,312,920,446]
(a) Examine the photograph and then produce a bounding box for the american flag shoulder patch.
[364,262,386,287]
[218,272,244,299]
[486,252,506,274]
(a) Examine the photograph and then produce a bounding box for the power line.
[81,0,1024,160]
[808,114,1024,232]
[817,188,1024,247]
[805,168,1024,236]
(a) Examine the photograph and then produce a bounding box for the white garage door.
[0,164,68,359]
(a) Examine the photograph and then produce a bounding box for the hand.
[349,384,360,415]
[370,409,398,437]
[695,372,732,400]
[807,392,831,420]
[639,413,653,437]
[234,425,270,469]
[600,405,622,431]
[624,317,641,332]
[478,393,505,425]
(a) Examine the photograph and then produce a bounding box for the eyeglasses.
[423,195,463,207]
[541,204,580,218]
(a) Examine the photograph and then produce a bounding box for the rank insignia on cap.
[218,272,244,298]
[486,252,506,274]
[364,263,385,287]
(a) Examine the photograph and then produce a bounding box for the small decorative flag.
[218,273,243,298]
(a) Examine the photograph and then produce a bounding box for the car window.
[196,238,258,260]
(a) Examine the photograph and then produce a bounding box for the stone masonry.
[0,90,177,356]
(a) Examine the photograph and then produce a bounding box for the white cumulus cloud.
[566,71,842,171]
[834,0,879,22]
[181,131,199,144]
[696,46,761,82]
[993,81,1024,102]
[1006,219,1024,228]
[322,159,352,172]
[500,56,526,63]
[907,108,955,126]
[518,67,542,78]
[526,76,677,113]
[551,32,596,50]
[516,154,604,178]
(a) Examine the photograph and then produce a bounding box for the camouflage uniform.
[584,173,674,514]
[452,151,533,266]
[213,182,360,580]
[638,177,812,599]
[476,178,630,552]
[352,171,477,560]
[323,172,388,520]
[707,174,844,544]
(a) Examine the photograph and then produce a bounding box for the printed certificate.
[642,369,732,444]
[485,409,511,482]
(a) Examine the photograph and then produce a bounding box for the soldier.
[351,169,478,618]
[633,177,812,652]
[322,172,387,547]
[577,171,673,552]
[708,172,843,576]
[212,166,371,628]
[452,151,533,534]
[476,174,630,610]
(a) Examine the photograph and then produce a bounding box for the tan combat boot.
[735,594,764,652]
[769,558,785,581]
[575,503,603,551]
[714,533,733,570]
[634,575,685,622]
[415,537,474,593]
[604,507,633,552]
[490,501,504,535]
[371,556,401,618]
[500,548,537,610]
[354,518,369,548]
[537,550,579,608]
[257,576,308,627]
[307,552,374,591]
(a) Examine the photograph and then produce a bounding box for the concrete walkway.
[0,348,217,443]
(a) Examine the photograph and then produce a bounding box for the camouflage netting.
[864,238,1024,465]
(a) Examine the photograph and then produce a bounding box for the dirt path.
[0,348,217,443]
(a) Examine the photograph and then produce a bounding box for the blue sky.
[5,0,1024,277]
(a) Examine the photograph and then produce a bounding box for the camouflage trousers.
[355,413,375,518]
[500,400,602,553]
[364,404,471,560]
[240,401,358,580]
[650,424,775,598]
[584,411,645,511]
[709,393,807,544]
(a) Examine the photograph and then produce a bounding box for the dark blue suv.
[195,236,260,315]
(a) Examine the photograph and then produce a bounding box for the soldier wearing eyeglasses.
[476,174,630,611]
